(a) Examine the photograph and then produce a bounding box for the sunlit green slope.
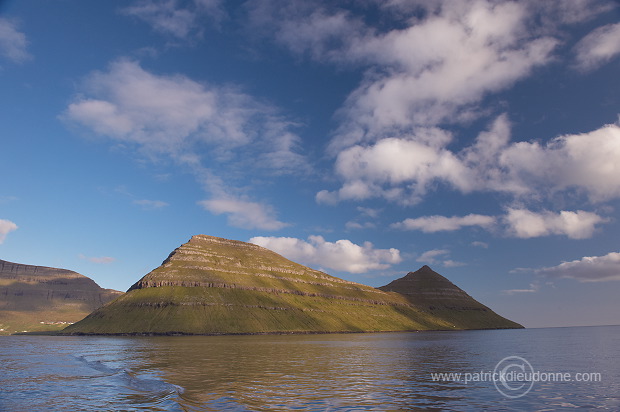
[62,235,521,335]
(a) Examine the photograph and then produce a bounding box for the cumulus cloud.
[331,1,556,149]
[393,214,495,233]
[260,1,619,207]
[0,18,31,63]
[320,115,620,205]
[504,208,607,239]
[246,1,620,208]
[534,252,620,282]
[79,254,116,264]
[249,235,401,273]
[249,0,564,153]
[63,59,308,230]
[317,128,471,205]
[574,22,620,71]
[498,123,620,202]
[200,197,288,231]
[64,59,307,171]
[0,219,18,244]
[122,0,225,39]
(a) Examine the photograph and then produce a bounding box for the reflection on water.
[142,333,473,410]
[0,326,619,411]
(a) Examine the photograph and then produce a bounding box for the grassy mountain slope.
[0,259,122,334]
[63,235,521,335]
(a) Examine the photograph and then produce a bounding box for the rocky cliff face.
[63,235,522,335]
[0,259,122,334]
[379,265,522,329]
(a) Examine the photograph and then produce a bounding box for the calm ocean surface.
[0,326,618,411]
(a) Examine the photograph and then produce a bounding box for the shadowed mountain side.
[379,265,522,329]
[0,259,123,334]
[62,235,522,335]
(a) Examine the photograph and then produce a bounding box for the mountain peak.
[379,266,523,329]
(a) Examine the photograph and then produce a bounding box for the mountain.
[62,235,522,335]
[378,265,522,329]
[0,259,123,334]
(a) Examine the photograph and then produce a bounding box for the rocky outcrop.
[63,235,522,335]
[0,259,122,334]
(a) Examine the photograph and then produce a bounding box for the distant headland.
[55,234,522,335]
[0,259,122,334]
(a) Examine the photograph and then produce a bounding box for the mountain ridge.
[0,259,122,334]
[62,235,522,335]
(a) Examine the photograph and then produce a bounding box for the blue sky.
[1,0,619,328]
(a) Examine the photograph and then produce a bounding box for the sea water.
[0,325,618,411]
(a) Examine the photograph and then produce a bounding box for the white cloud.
[265,2,618,207]
[65,59,231,156]
[532,0,616,25]
[199,197,288,231]
[0,18,31,63]
[122,0,224,39]
[416,249,464,268]
[320,116,620,205]
[502,282,539,295]
[393,214,495,233]
[249,2,620,209]
[504,208,607,239]
[330,1,556,150]
[249,1,559,152]
[276,9,357,60]
[79,254,116,264]
[574,22,620,71]
[499,123,620,202]
[320,128,471,205]
[63,59,308,230]
[416,249,449,264]
[64,59,308,171]
[357,207,381,218]
[249,235,401,273]
[391,207,606,239]
[534,252,620,282]
[0,219,18,244]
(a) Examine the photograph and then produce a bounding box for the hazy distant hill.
[379,265,522,329]
[0,259,122,334]
[62,235,521,335]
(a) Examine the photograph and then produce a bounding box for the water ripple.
[0,326,618,411]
